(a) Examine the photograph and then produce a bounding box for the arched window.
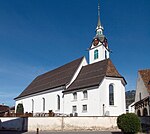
[94,49,99,60]
[32,99,34,113]
[109,84,114,105]
[73,92,77,100]
[143,108,148,116]
[105,50,107,59]
[137,110,141,116]
[83,90,88,99]
[57,95,60,110]
[42,98,45,111]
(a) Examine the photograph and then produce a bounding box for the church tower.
[89,2,110,64]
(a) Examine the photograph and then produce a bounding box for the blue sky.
[0,0,150,106]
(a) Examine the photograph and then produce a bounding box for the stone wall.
[0,116,118,132]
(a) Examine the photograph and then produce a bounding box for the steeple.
[88,0,109,64]
[96,0,104,36]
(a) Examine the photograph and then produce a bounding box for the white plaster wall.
[28,117,62,131]
[64,87,101,116]
[135,73,149,102]
[0,117,118,131]
[15,88,64,114]
[89,43,109,64]
[63,117,118,130]
[64,77,126,116]
[98,77,126,116]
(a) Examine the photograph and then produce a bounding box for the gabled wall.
[135,73,149,102]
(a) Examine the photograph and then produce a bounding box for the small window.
[57,95,60,110]
[72,106,77,113]
[82,105,87,112]
[32,99,34,113]
[94,49,98,60]
[139,93,141,100]
[73,92,77,100]
[42,98,45,111]
[109,84,114,105]
[105,50,107,59]
[83,90,88,99]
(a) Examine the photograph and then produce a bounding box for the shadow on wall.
[0,117,28,133]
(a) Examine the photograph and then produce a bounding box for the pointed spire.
[96,0,104,35]
[97,0,101,27]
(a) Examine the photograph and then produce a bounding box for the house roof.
[139,69,150,92]
[0,105,9,113]
[15,57,84,99]
[64,59,126,92]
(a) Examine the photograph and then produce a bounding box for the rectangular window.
[82,105,87,112]
[73,92,77,100]
[139,92,141,100]
[83,91,88,99]
[72,106,77,113]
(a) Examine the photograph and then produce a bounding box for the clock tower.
[89,2,110,64]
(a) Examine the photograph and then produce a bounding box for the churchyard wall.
[0,116,118,131]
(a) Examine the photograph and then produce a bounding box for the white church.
[15,3,126,116]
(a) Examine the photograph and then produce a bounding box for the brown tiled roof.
[0,105,9,112]
[15,57,84,99]
[139,69,150,92]
[64,59,126,92]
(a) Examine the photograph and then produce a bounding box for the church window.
[83,90,88,99]
[42,98,45,111]
[72,105,77,113]
[105,50,107,59]
[73,92,77,100]
[32,99,34,113]
[82,105,87,112]
[94,49,99,60]
[109,84,114,105]
[57,95,60,110]
[139,92,141,100]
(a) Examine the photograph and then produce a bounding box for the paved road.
[0,130,122,134]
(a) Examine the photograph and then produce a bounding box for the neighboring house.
[15,3,126,116]
[0,105,9,117]
[134,69,150,116]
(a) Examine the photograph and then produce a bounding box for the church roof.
[15,57,84,99]
[139,69,150,92]
[64,59,126,93]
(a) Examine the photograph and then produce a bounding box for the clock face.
[93,38,99,46]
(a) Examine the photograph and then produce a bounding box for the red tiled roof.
[15,57,84,99]
[64,59,126,92]
[139,69,150,92]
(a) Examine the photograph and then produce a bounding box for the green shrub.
[16,103,24,114]
[117,113,141,134]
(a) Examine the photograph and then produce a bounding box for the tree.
[16,103,24,114]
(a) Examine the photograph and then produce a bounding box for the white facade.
[15,87,64,114]
[134,71,150,116]
[135,73,149,102]
[89,43,109,64]
[15,76,126,116]
[64,77,126,116]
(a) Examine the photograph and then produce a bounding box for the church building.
[15,3,126,116]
